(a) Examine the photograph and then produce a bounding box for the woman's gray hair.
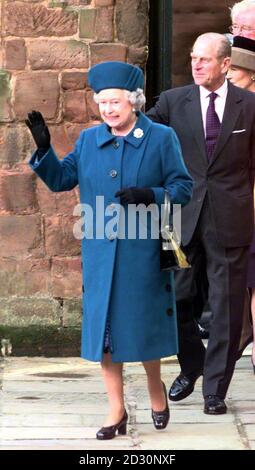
[124,88,146,110]
[230,0,255,20]
[93,88,146,110]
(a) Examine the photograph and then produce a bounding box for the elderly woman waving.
[26,61,193,439]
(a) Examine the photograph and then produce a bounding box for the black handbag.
[160,191,191,271]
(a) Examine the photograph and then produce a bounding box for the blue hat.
[88,61,144,93]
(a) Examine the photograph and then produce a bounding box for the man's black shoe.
[168,370,202,402]
[204,395,227,415]
[197,321,210,339]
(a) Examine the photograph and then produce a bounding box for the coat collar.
[96,112,152,148]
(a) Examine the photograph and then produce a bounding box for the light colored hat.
[88,61,144,93]
[231,36,255,72]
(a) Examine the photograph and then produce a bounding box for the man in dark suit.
[147,32,255,414]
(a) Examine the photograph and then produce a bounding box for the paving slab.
[243,424,255,440]
[137,423,247,450]
[0,356,254,450]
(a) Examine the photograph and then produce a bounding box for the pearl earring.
[132,108,136,112]
[251,75,255,82]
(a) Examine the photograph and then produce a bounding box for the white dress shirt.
[200,80,228,136]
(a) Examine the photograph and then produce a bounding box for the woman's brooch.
[133,128,144,139]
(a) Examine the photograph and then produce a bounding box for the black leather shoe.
[197,321,209,339]
[169,370,202,401]
[151,382,170,430]
[96,410,128,440]
[204,395,227,415]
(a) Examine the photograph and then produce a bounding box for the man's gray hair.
[230,0,255,20]
[94,88,146,111]
[193,33,231,60]
[216,35,232,59]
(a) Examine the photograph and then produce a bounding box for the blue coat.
[29,112,193,362]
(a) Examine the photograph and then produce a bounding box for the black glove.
[115,187,155,206]
[25,110,51,151]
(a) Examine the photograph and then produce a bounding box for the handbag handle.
[161,190,191,269]
[161,191,173,249]
[161,190,171,233]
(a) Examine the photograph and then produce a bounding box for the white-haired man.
[230,0,255,38]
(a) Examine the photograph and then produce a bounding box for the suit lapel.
[209,82,242,166]
[184,86,208,164]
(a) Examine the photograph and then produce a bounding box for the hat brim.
[231,48,255,72]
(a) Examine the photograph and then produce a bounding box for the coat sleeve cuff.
[151,187,165,206]
[29,147,51,169]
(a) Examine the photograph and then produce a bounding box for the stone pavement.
[0,352,254,451]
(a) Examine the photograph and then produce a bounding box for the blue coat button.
[166,307,173,316]
[109,169,118,178]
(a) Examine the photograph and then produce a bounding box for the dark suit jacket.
[147,82,255,247]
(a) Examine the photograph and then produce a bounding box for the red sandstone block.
[49,1,91,5]
[63,90,88,123]
[4,2,78,37]
[44,215,81,257]
[0,70,13,123]
[17,258,51,296]
[48,125,74,158]
[95,7,114,42]
[66,123,94,143]
[85,90,101,121]
[116,0,149,48]
[14,72,59,121]
[36,178,79,216]
[61,72,87,91]
[90,43,127,65]
[0,214,42,258]
[79,8,97,39]
[128,46,148,67]
[0,258,51,296]
[28,40,89,70]
[52,257,82,298]
[0,169,38,213]
[0,100,13,123]
[4,39,26,70]
[0,125,35,165]
[94,0,114,6]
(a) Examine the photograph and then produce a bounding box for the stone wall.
[0,0,149,355]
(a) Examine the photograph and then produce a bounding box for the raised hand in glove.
[115,187,155,206]
[25,110,51,151]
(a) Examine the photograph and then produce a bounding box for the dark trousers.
[175,198,250,398]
